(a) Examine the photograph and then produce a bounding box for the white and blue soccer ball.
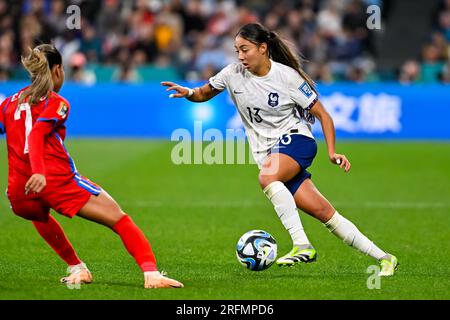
[236,230,277,271]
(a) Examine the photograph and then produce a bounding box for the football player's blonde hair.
[19,44,62,105]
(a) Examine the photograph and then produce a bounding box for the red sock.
[33,215,82,266]
[112,215,158,272]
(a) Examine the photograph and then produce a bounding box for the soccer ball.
[236,230,277,271]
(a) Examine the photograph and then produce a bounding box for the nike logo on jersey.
[233,90,244,94]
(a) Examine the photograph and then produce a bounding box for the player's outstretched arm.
[309,100,351,172]
[161,81,221,103]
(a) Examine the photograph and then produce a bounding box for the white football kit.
[209,60,318,166]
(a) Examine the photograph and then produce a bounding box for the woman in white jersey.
[162,23,398,276]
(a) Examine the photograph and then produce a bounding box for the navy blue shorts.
[271,133,317,195]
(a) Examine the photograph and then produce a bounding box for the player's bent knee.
[10,200,49,222]
[311,204,335,223]
[110,201,126,220]
[258,174,279,189]
[13,211,49,222]
[99,191,125,213]
[104,201,127,225]
[110,209,126,225]
[99,204,126,227]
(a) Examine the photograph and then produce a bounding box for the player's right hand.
[161,81,190,98]
[25,174,46,195]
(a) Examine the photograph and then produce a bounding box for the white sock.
[144,271,162,278]
[68,262,87,273]
[263,181,310,247]
[324,211,386,260]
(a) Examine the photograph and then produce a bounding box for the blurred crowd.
[399,0,450,84]
[0,0,449,84]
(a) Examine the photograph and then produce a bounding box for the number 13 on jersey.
[247,107,263,124]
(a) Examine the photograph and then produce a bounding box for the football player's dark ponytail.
[236,23,316,91]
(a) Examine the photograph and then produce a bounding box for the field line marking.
[121,200,450,209]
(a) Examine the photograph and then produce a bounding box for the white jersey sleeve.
[209,64,234,91]
[288,71,318,110]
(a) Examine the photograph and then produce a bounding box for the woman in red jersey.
[0,44,182,289]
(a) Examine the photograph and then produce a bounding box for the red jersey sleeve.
[36,96,70,127]
[0,97,9,134]
[28,96,71,175]
[28,121,54,175]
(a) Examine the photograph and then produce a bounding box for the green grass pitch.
[0,140,449,300]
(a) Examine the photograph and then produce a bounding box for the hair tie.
[268,31,276,42]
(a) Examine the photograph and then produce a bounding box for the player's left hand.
[329,153,351,172]
[25,174,47,195]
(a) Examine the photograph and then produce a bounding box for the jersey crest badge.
[268,92,279,107]
[57,101,68,119]
[300,82,313,98]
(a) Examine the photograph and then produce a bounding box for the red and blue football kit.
[1,88,159,274]
[1,88,101,221]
